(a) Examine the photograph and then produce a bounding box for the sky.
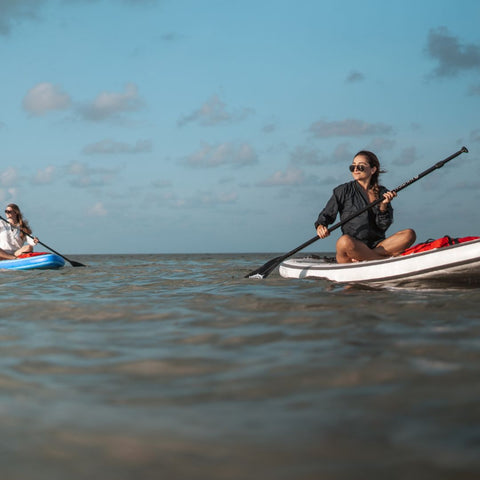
[0,0,479,254]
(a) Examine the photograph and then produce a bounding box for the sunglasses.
[349,164,368,172]
[5,209,14,214]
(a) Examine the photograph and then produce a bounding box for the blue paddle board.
[0,253,65,270]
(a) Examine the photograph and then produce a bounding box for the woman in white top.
[0,204,38,260]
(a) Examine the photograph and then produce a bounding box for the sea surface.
[1,253,480,480]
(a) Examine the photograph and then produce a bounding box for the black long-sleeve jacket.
[314,181,393,248]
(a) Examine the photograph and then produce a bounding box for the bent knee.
[336,234,356,250]
[403,228,416,243]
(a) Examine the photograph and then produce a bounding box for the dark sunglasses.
[5,209,14,214]
[349,164,368,172]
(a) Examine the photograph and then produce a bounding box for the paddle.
[245,146,469,279]
[0,215,86,267]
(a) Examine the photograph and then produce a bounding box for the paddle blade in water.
[245,256,283,279]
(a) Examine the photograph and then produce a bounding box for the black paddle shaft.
[0,215,86,267]
[245,146,469,278]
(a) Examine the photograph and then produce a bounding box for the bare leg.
[336,235,390,263]
[336,229,416,264]
[0,248,16,260]
[375,229,416,257]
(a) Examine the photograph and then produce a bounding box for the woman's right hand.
[316,225,330,239]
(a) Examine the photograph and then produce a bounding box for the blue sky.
[1,0,479,254]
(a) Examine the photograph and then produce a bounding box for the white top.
[0,219,36,254]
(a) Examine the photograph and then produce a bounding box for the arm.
[375,190,394,231]
[315,190,341,228]
[14,234,38,257]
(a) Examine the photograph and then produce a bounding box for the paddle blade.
[245,256,283,279]
[69,260,87,267]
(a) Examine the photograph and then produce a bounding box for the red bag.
[16,252,49,259]
[401,235,480,256]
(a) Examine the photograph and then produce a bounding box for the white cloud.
[67,162,119,188]
[259,167,306,187]
[22,83,72,116]
[77,83,144,122]
[32,165,56,185]
[87,202,108,217]
[182,142,258,168]
[82,138,152,155]
[0,188,17,203]
[0,167,20,187]
[178,95,253,127]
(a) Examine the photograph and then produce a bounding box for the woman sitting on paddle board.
[315,150,416,263]
[0,204,38,260]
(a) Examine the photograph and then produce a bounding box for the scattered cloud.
[160,32,182,42]
[392,146,419,166]
[0,0,160,36]
[0,1,44,36]
[66,162,119,187]
[290,146,328,165]
[186,191,238,207]
[0,166,20,187]
[83,138,152,155]
[365,137,396,153]
[182,142,258,168]
[77,83,144,122]
[178,95,254,127]
[120,0,161,5]
[152,179,172,188]
[332,143,354,162]
[0,188,17,203]
[22,83,72,116]
[470,129,480,142]
[22,82,145,123]
[259,167,306,187]
[87,202,108,217]
[346,70,365,83]
[151,189,238,209]
[262,123,276,134]
[426,27,480,77]
[308,118,393,138]
[31,165,56,185]
[468,84,480,96]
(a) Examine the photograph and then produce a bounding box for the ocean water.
[1,253,480,480]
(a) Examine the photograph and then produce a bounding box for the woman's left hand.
[380,191,396,210]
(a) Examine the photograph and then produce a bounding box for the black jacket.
[315,181,393,248]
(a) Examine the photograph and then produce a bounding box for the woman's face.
[350,154,376,182]
[5,207,17,223]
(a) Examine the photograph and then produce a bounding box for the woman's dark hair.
[354,150,386,198]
